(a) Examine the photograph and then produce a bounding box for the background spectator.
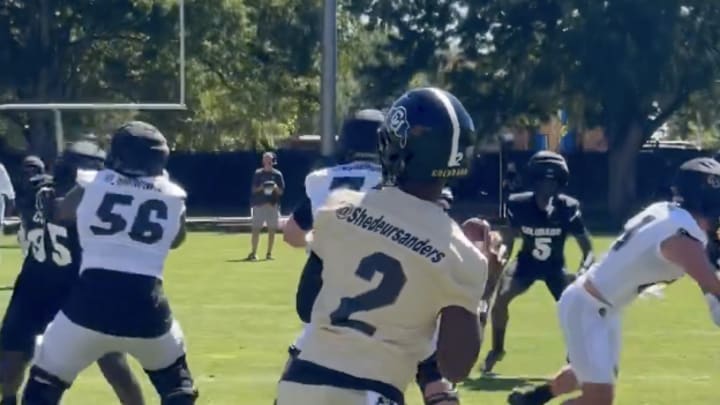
[247,152,284,261]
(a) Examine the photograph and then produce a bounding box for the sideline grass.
[0,233,718,404]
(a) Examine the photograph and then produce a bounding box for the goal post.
[0,0,187,152]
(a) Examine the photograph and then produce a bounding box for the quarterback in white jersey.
[509,157,720,405]
[22,122,198,405]
[276,88,489,405]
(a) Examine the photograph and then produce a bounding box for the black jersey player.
[482,151,595,374]
[0,141,145,405]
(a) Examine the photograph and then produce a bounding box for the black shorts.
[0,270,73,356]
[500,259,570,301]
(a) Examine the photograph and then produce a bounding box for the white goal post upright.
[0,0,187,153]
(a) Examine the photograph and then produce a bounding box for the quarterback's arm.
[295,251,324,322]
[437,306,481,382]
[660,231,720,326]
[283,195,313,248]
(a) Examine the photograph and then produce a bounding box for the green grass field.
[1,233,719,404]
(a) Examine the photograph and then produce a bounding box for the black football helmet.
[53,140,106,190]
[106,121,169,177]
[526,150,569,187]
[22,155,45,179]
[337,109,384,163]
[672,157,720,222]
[378,88,476,185]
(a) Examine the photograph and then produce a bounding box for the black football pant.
[489,260,573,352]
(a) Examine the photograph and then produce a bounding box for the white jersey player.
[509,157,720,405]
[282,109,384,249]
[276,88,488,405]
[22,121,198,405]
[280,109,467,405]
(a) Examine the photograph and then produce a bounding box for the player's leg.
[22,312,105,405]
[543,267,572,301]
[510,283,619,405]
[484,261,533,373]
[248,207,263,261]
[266,205,280,259]
[276,381,399,405]
[508,364,578,404]
[96,352,145,405]
[0,282,49,404]
[129,321,197,405]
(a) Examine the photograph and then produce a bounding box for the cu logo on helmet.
[387,106,410,147]
[708,174,720,189]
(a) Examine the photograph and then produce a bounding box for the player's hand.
[35,186,55,220]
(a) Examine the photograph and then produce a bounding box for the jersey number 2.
[329,176,365,191]
[329,252,406,336]
[91,193,168,244]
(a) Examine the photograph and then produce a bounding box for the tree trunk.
[607,120,646,223]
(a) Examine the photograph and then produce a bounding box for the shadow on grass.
[462,374,549,392]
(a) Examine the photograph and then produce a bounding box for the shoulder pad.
[557,194,580,208]
[508,191,533,203]
[157,177,187,199]
[76,169,100,187]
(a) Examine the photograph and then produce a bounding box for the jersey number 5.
[90,193,168,244]
[28,224,72,266]
[532,237,552,261]
[329,252,407,336]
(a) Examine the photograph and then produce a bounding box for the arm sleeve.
[505,201,520,228]
[0,164,15,199]
[296,251,324,323]
[567,203,587,235]
[292,195,314,231]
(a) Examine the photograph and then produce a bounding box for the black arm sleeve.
[296,251,324,323]
[292,195,314,231]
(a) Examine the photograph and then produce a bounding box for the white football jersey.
[305,161,382,217]
[76,169,186,278]
[586,202,707,309]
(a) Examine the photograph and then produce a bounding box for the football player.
[482,151,594,374]
[15,156,49,256]
[282,108,384,248]
[508,157,720,405]
[275,87,489,405]
[21,121,197,405]
[0,140,145,405]
[282,109,466,405]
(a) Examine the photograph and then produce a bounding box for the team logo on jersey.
[708,174,720,188]
[387,106,410,148]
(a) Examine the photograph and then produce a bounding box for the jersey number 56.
[90,193,169,244]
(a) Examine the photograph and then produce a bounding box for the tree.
[352,0,720,219]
